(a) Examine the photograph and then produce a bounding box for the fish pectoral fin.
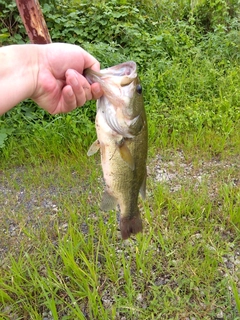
[87,140,100,156]
[101,190,118,211]
[117,140,135,170]
[139,172,147,199]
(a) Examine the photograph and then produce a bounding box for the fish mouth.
[102,61,137,87]
[84,61,137,86]
[100,61,137,77]
[84,61,140,138]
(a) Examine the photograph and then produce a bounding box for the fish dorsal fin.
[117,140,135,170]
[87,140,100,156]
[101,190,118,211]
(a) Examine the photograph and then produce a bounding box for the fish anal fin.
[87,140,100,156]
[100,190,118,211]
[120,213,143,240]
[117,140,135,170]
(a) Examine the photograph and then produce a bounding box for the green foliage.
[0,154,239,318]
[0,0,26,44]
[191,0,240,32]
[0,2,239,318]
[0,127,14,148]
[0,0,240,155]
[0,0,240,320]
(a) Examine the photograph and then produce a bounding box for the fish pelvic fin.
[101,190,118,211]
[87,140,100,156]
[117,139,135,170]
[120,212,143,240]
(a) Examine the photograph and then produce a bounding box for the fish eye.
[136,84,142,94]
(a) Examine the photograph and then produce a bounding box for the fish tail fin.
[120,211,143,240]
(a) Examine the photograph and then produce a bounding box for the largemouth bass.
[85,61,148,240]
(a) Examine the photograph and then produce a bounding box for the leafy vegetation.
[1,0,240,154]
[0,0,239,319]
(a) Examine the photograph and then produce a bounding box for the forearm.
[0,44,38,115]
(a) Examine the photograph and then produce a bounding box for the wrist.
[0,44,39,114]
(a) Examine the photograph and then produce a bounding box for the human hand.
[31,43,103,114]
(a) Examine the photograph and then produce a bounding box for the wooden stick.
[15,0,51,44]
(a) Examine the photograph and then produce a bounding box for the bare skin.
[0,43,103,115]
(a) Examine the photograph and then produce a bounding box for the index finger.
[45,43,101,78]
[81,49,100,73]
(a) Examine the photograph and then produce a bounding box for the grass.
[0,0,240,318]
[0,139,239,319]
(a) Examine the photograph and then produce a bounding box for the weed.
[0,0,240,318]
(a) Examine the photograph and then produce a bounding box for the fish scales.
[85,61,148,240]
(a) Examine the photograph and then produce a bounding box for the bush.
[0,0,240,154]
[0,0,26,44]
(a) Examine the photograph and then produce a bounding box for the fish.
[85,61,148,240]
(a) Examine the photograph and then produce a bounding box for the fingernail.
[71,75,78,87]
[93,87,100,94]
[94,87,103,98]
[68,87,74,97]
[93,83,102,93]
